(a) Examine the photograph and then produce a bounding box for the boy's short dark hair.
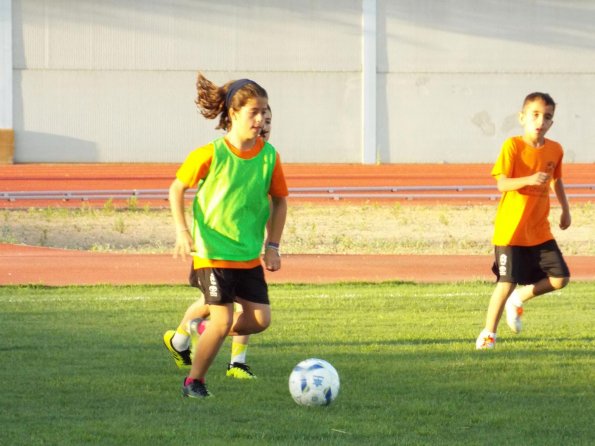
[523,92,556,111]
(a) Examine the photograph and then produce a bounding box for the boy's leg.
[515,276,569,304]
[505,276,569,333]
[505,240,570,333]
[484,281,516,333]
[477,245,518,349]
[523,239,570,301]
[476,283,513,349]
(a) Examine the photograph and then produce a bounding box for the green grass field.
[1,282,593,445]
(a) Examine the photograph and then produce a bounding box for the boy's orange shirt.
[177,137,288,269]
[492,136,563,247]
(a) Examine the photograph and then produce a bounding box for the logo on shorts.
[499,254,507,276]
[208,272,218,298]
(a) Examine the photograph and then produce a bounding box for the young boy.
[476,92,571,350]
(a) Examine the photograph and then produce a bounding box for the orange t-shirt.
[176,137,288,269]
[491,136,563,246]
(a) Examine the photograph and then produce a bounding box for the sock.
[509,289,523,307]
[172,326,190,351]
[481,329,496,339]
[197,320,207,335]
[185,376,205,386]
[231,341,248,364]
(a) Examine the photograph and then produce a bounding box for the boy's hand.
[559,209,571,230]
[528,171,550,186]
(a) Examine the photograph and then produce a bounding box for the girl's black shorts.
[189,265,269,305]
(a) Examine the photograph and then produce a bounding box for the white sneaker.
[476,330,496,350]
[505,298,523,334]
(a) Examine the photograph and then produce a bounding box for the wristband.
[266,242,280,251]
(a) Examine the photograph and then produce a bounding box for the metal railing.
[2,184,594,203]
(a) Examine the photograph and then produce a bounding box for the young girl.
[168,74,287,397]
[223,103,274,378]
[163,104,275,380]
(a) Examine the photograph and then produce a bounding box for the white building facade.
[1,0,594,163]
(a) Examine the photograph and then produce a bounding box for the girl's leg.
[227,334,255,379]
[169,297,209,352]
[188,303,233,380]
[180,297,209,329]
[226,302,256,378]
[229,302,250,365]
[230,335,251,362]
[228,299,271,336]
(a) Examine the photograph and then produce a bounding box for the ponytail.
[195,72,267,131]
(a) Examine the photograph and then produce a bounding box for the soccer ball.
[288,358,340,407]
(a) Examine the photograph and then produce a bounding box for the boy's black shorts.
[492,239,570,285]
[189,265,269,305]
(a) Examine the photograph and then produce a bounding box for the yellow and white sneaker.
[163,330,191,369]
[226,362,257,379]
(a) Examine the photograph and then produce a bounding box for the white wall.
[379,0,595,163]
[10,0,595,163]
[0,0,12,129]
[12,0,362,163]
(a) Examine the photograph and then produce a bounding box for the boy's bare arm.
[496,172,550,192]
[552,178,571,230]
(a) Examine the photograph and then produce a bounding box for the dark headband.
[225,79,256,109]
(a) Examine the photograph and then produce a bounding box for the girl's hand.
[264,246,281,271]
[173,229,193,259]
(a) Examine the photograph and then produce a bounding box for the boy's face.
[519,99,555,144]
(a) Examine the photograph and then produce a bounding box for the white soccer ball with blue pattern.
[288,358,340,406]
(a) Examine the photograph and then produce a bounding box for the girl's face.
[261,109,272,141]
[230,97,269,142]
[519,99,554,145]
